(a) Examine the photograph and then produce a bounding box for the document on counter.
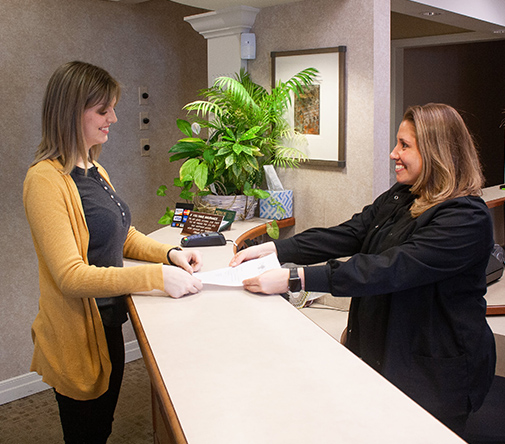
[195,253,281,287]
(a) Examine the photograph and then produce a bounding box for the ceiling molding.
[171,0,300,11]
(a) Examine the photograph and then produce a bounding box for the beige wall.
[0,0,391,385]
[249,0,391,233]
[0,0,207,381]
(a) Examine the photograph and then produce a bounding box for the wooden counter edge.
[486,305,505,316]
[233,217,295,253]
[126,296,188,444]
[486,197,505,209]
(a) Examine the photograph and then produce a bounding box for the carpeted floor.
[0,358,153,444]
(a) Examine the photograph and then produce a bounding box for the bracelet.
[167,247,182,265]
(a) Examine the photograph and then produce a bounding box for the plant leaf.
[193,162,209,190]
[203,148,215,164]
[232,143,244,155]
[156,185,168,196]
[169,152,200,162]
[180,158,200,181]
[168,140,205,154]
[158,214,172,225]
[216,145,232,156]
[225,154,235,168]
[238,125,262,141]
[223,126,236,141]
[246,155,259,171]
[213,76,260,112]
[158,207,175,225]
[180,189,195,200]
[176,119,193,137]
[184,100,224,119]
[243,187,270,199]
[266,220,279,239]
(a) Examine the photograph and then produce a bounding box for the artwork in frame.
[271,46,346,166]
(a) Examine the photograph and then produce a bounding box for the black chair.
[464,375,505,444]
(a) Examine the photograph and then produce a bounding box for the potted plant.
[158,67,318,221]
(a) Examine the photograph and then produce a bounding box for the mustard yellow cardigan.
[23,159,173,400]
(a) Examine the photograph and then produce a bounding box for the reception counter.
[126,218,465,444]
[482,185,505,315]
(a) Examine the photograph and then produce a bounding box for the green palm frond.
[213,76,260,112]
[273,145,308,168]
[184,100,224,118]
[282,67,319,95]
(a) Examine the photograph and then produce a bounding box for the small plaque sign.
[215,208,236,231]
[181,212,223,235]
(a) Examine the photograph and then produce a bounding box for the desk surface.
[482,184,505,208]
[130,220,463,443]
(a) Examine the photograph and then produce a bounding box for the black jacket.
[274,183,496,417]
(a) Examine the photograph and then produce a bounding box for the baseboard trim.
[0,339,141,406]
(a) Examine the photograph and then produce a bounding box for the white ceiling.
[391,0,505,34]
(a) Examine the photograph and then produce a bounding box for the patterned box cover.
[259,190,293,219]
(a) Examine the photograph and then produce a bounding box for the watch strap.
[288,267,302,292]
[167,247,182,265]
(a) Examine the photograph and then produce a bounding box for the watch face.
[289,268,302,292]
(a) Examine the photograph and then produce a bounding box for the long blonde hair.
[405,103,484,217]
[33,61,121,174]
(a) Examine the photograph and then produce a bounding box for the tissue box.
[259,190,293,219]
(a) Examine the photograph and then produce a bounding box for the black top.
[71,166,132,326]
[274,183,495,417]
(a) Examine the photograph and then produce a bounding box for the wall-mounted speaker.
[241,33,256,60]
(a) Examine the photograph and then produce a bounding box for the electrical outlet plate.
[138,86,148,105]
[141,138,150,157]
[140,112,149,130]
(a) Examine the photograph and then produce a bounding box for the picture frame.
[271,46,346,167]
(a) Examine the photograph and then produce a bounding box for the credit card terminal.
[180,232,227,247]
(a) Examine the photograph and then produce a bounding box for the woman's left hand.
[169,248,203,274]
[242,268,290,295]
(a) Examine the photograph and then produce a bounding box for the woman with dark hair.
[231,103,496,436]
[24,61,203,443]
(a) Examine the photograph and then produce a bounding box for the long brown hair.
[404,103,484,217]
[33,61,121,174]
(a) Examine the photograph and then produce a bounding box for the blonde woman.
[24,61,203,443]
[231,103,496,437]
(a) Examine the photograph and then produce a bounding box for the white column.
[184,6,260,86]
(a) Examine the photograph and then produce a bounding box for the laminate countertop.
[128,219,464,444]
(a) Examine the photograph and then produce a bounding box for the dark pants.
[54,325,125,444]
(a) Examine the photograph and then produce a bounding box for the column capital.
[184,5,260,39]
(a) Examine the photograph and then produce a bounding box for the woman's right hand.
[162,265,203,298]
[229,242,277,267]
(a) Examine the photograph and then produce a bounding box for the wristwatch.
[282,267,309,308]
[288,267,302,292]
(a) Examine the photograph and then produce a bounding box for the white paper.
[195,253,281,287]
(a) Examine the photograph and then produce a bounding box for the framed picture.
[271,46,346,166]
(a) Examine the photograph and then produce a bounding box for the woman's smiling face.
[82,99,117,150]
[390,120,423,185]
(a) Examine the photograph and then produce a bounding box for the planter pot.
[259,190,293,220]
[196,194,257,220]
